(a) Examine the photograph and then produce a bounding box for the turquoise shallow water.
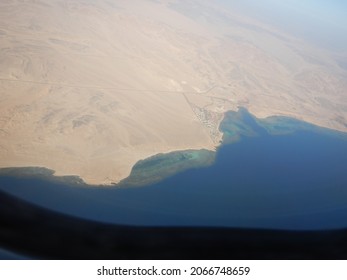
[0,109,347,230]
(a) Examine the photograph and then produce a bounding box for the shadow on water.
[0,190,347,260]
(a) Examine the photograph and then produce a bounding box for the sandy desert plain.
[0,0,346,185]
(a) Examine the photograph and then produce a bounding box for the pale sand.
[0,0,346,185]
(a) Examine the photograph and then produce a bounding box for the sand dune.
[0,0,346,185]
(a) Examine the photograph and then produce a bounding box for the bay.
[1,109,347,230]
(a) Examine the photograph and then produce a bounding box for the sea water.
[0,109,346,230]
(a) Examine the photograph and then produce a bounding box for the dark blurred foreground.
[0,190,346,260]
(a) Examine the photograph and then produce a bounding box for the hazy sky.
[217,0,347,51]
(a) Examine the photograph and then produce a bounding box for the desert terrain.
[0,0,346,185]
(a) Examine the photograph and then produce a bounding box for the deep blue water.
[0,113,347,230]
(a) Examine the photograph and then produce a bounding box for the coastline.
[0,148,217,189]
[1,0,347,188]
[1,109,347,231]
[1,108,346,188]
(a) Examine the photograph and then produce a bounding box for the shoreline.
[1,108,347,188]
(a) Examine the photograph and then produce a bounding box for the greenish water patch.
[220,108,265,144]
[220,108,347,141]
[258,116,317,135]
[257,115,347,139]
[0,167,85,186]
[117,149,215,187]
